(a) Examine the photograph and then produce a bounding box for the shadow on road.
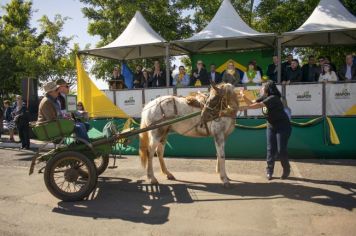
[52,176,356,224]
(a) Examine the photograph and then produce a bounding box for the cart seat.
[31,119,75,141]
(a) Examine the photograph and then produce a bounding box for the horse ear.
[210,80,219,91]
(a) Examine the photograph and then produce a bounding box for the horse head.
[201,82,239,121]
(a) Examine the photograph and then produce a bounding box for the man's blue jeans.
[74,122,90,142]
[266,123,292,175]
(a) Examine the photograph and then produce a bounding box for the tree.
[0,0,78,99]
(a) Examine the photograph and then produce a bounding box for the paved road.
[0,148,355,236]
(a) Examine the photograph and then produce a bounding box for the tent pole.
[277,36,282,83]
[165,43,170,87]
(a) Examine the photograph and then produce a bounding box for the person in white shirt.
[319,64,338,82]
[242,61,262,85]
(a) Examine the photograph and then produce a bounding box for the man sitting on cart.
[37,81,90,142]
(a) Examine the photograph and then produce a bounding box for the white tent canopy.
[79,11,185,60]
[282,0,356,46]
[173,0,276,53]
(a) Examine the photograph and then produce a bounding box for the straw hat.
[43,81,59,93]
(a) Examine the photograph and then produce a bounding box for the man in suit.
[208,64,222,84]
[301,55,319,82]
[338,54,356,81]
[266,56,279,83]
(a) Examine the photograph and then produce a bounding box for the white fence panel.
[144,88,174,104]
[286,84,322,116]
[115,90,143,117]
[326,83,356,116]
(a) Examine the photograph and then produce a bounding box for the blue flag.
[121,62,133,89]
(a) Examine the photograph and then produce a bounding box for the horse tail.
[139,121,149,168]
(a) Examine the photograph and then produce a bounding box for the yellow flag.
[76,56,129,118]
[194,79,202,87]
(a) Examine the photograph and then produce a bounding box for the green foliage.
[0,0,78,98]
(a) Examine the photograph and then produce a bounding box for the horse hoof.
[223,182,231,188]
[149,178,159,185]
[167,173,176,180]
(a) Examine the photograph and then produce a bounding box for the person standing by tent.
[208,64,222,84]
[222,60,240,86]
[190,60,209,86]
[173,66,190,87]
[109,66,126,89]
[150,61,166,87]
[242,61,262,85]
[266,56,279,83]
[240,80,292,180]
[338,54,356,81]
[133,65,143,88]
[301,55,319,82]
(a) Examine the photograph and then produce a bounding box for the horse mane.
[185,92,208,108]
[217,83,239,113]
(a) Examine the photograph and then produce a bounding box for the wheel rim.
[50,156,92,195]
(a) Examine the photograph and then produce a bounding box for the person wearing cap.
[319,64,338,82]
[37,81,61,124]
[12,95,30,149]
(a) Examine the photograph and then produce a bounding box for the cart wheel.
[44,151,97,202]
[79,155,109,178]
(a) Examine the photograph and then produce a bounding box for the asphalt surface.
[0,147,355,236]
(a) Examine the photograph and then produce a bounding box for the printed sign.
[144,88,174,104]
[176,87,209,97]
[116,90,143,117]
[326,83,356,116]
[66,95,77,112]
[286,84,322,116]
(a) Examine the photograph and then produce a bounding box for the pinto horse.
[139,83,239,187]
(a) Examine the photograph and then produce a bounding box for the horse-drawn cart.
[29,111,201,202]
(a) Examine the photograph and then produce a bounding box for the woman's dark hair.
[264,80,281,97]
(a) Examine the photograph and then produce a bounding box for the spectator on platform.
[3,100,15,142]
[317,56,326,75]
[190,60,209,86]
[173,66,190,87]
[150,60,166,87]
[141,69,151,88]
[266,56,279,83]
[283,59,302,84]
[133,65,143,88]
[282,54,293,80]
[222,60,240,86]
[301,55,319,82]
[13,95,30,149]
[109,66,126,90]
[242,61,262,85]
[338,54,356,81]
[208,64,222,84]
[324,56,337,72]
[319,64,338,82]
[252,59,264,77]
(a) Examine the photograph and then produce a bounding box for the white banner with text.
[286,84,322,116]
[115,90,143,117]
[326,83,356,116]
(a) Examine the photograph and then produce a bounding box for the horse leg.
[147,132,160,184]
[216,155,220,173]
[214,134,230,188]
[156,140,176,180]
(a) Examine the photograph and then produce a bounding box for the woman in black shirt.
[241,80,292,180]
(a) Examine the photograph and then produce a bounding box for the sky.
[0,0,261,90]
